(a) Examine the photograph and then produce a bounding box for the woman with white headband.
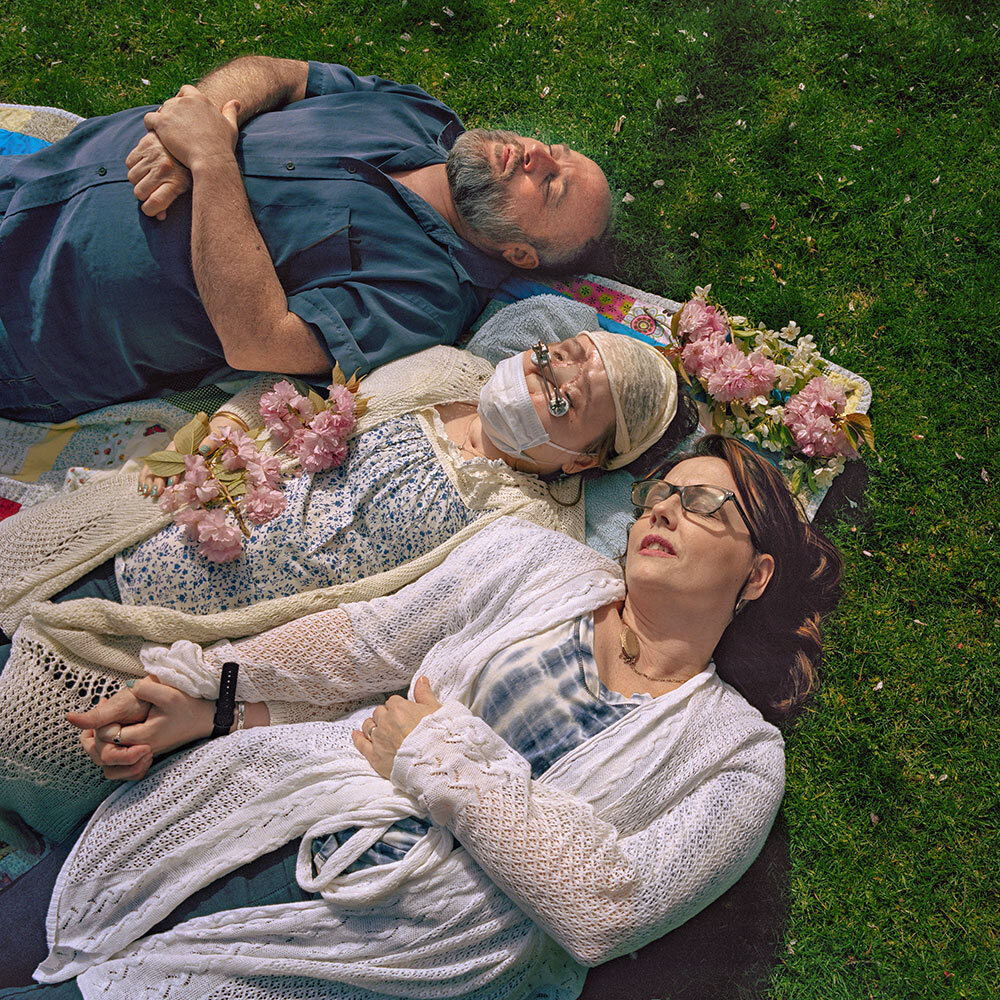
[0,296,689,844]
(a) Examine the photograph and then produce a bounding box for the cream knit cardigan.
[0,348,583,842]
[36,519,785,1000]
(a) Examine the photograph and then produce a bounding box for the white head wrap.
[586,331,678,470]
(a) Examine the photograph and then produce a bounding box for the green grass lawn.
[3,1,996,996]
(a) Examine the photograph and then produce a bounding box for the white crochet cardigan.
[0,348,584,843]
[38,519,785,1000]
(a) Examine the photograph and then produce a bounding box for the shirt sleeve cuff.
[304,61,362,98]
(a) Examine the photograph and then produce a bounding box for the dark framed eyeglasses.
[630,479,760,549]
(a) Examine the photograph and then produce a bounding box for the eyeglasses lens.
[632,482,728,514]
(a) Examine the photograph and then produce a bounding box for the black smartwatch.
[211,661,240,738]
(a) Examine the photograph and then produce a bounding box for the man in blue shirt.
[0,57,612,421]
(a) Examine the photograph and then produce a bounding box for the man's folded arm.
[195,55,309,127]
[189,150,330,374]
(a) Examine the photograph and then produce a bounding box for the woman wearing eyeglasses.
[1,435,841,1000]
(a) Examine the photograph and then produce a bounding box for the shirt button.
[285,161,295,171]
[97,166,107,176]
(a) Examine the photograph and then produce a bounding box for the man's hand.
[67,675,216,781]
[125,131,192,220]
[143,86,241,173]
[353,677,442,780]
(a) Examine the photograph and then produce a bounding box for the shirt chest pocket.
[247,182,354,292]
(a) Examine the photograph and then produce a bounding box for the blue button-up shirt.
[0,63,510,412]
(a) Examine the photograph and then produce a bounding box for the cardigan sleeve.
[141,517,568,704]
[391,701,785,967]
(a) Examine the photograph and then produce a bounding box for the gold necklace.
[618,622,697,685]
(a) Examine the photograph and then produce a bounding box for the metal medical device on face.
[532,341,570,416]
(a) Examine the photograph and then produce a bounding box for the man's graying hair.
[446,129,612,273]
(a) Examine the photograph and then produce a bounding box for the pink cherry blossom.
[183,453,212,487]
[174,507,205,540]
[214,426,259,472]
[194,478,221,504]
[681,331,730,378]
[705,343,756,402]
[194,509,245,563]
[260,381,304,444]
[677,297,729,341]
[783,377,856,458]
[327,384,360,429]
[746,351,779,396]
[242,485,287,524]
[296,427,349,472]
[158,479,199,513]
[246,453,283,489]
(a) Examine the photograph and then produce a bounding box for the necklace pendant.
[620,626,640,664]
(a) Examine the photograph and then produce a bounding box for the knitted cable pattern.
[36,521,784,1000]
[393,697,784,966]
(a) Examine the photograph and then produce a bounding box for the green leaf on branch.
[142,452,188,477]
[843,411,876,451]
[789,464,805,495]
[173,413,210,455]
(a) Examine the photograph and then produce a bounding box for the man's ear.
[500,243,540,270]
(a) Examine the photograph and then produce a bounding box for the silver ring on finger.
[363,720,376,738]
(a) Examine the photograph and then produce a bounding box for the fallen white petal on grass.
[622,192,635,204]
[713,191,723,202]
[982,468,991,483]
[862,549,873,556]
[652,179,665,188]
[141,78,151,86]
[613,115,626,135]
[872,680,883,691]
[851,144,863,151]
[912,619,927,626]
[740,201,751,210]
[932,175,941,184]
[675,95,688,103]
[956,451,964,460]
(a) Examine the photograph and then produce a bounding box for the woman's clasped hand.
[65,675,216,780]
[352,676,442,779]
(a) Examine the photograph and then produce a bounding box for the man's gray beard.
[446,129,529,247]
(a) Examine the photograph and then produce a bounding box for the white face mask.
[478,354,591,462]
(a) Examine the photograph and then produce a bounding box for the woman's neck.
[594,593,727,697]
[434,404,534,470]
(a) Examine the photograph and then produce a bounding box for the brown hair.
[655,435,843,725]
